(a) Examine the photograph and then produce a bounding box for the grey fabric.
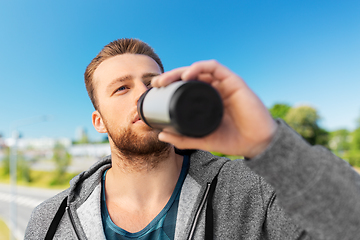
[24,120,360,239]
[25,189,71,239]
[25,157,112,240]
[246,120,360,240]
[174,175,201,240]
[183,151,305,239]
[77,183,106,240]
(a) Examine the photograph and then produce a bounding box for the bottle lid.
[170,81,223,137]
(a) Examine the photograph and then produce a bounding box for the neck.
[106,146,183,209]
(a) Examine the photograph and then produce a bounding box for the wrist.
[245,120,278,159]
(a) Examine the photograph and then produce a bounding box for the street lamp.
[9,115,51,240]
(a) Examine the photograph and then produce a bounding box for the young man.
[25,39,360,240]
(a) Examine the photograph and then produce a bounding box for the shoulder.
[188,150,229,183]
[25,188,70,239]
[221,159,261,182]
[35,188,70,212]
[218,159,276,204]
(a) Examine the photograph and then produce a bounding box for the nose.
[135,81,150,104]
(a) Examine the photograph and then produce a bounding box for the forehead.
[93,54,162,87]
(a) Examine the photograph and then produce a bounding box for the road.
[0,184,63,240]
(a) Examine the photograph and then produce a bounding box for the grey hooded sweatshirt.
[25,120,360,239]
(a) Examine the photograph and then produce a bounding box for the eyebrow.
[106,72,160,94]
[106,75,132,94]
[142,73,160,81]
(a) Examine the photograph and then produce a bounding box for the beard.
[105,120,172,171]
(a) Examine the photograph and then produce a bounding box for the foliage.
[211,152,243,160]
[347,114,360,167]
[1,147,10,176]
[51,143,72,185]
[350,127,360,150]
[315,127,330,147]
[30,169,77,189]
[346,149,360,167]
[328,115,360,167]
[285,106,319,139]
[0,166,78,189]
[1,147,32,182]
[284,105,329,147]
[329,129,351,159]
[211,152,227,157]
[346,127,360,167]
[17,153,32,182]
[269,103,291,120]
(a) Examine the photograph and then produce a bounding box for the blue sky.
[1,0,359,141]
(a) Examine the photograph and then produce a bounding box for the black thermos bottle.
[137,80,223,137]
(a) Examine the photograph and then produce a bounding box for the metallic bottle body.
[137,81,223,137]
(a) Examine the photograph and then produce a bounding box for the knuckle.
[208,59,218,65]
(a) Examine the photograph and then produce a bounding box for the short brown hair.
[84,38,164,109]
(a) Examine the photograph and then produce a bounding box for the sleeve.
[25,204,52,239]
[24,190,70,239]
[262,192,311,240]
[245,119,360,240]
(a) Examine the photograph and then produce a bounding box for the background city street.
[0,184,62,240]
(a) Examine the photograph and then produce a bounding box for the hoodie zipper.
[66,206,81,240]
[187,182,212,240]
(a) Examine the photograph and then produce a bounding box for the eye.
[145,81,152,89]
[117,86,127,91]
[113,85,129,95]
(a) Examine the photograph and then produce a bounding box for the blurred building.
[4,137,72,150]
[0,136,111,172]
[69,143,110,158]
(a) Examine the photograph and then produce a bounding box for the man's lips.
[132,114,141,123]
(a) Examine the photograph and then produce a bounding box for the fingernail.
[158,132,164,141]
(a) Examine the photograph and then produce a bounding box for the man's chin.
[109,124,170,157]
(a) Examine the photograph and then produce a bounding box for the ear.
[92,110,107,133]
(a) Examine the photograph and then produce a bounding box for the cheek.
[105,102,133,126]
[97,92,136,126]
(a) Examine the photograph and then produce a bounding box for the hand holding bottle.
[152,60,277,158]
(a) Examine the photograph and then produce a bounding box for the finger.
[152,67,189,88]
[195,73,216,84]
[182,60,233,82]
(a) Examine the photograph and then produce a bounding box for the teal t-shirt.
[101,155,189,240]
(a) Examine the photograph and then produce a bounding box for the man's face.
[92,53,170,158]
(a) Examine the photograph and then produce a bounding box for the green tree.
[315,127,330,147]
[1,147,10,176]
[347,127,360,167]
[284,105,329,147]
[17,152,32,182]
[1,147,32,182]
[269,103,291,120]
[51,143,72,185]
[329,129,351,159]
